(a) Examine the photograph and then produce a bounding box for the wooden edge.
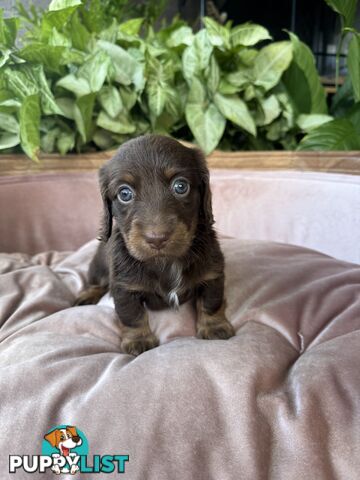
[1,146,360,176]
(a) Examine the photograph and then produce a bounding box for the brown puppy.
[77,135,234,355]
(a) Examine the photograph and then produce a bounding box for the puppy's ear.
[194,148,214,226]
[44,430,60,448]
[98,165,113,242]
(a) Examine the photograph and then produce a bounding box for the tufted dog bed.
[1,153,360,479]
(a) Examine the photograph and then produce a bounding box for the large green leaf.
[57,75,91,97]
[230,23,271,47]
[298,118,360,150]
[96,111,136,134]
[203,17,230,49]
[285,32,327,113]
[98,86,123,118]
[296,114,333,132]
[185,102,225,154]
[166,25,193,47]
[214,92,256,135]
[78,50,111,92]
[74,93,96,143]
[20,94,41,161]
[324,0,357,27]
[207,55,220,95]
[182,29,213,81]
[253,41,293,91]
[147,78,168,117]
[348,34,360,102]
[97,40,138,85]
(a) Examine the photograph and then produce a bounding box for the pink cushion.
[1,238,360,478]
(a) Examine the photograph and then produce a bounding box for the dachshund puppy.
[77,135,235,355]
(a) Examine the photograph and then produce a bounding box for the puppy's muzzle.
[143,229,172,250]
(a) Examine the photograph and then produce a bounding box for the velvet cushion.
[1,238,360,478]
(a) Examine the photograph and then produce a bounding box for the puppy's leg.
[75,242,109,305]
[113,288,158,356]
[196,276,235,340]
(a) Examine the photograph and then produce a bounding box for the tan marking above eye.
[164,167,181,179]
[120,173,135,184]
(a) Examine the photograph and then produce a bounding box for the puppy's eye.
[118,185,134,204]
[172,178,190,197]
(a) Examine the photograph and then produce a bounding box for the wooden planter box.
[1,149,360,176]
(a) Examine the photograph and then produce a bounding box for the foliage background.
[0,0,359,159]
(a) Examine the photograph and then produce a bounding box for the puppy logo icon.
[42,425,88,475]
[9,424,129,475]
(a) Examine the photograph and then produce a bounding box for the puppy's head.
[98,135,213,261]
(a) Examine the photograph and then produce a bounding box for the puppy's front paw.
[74,285,107,306]
[196,308,235,341]
[120,327,159,356]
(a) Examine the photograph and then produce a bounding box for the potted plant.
[0,0,359,176]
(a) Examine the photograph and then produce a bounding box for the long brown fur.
[76,135,234,355]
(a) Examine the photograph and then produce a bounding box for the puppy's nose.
[144,231,171,250]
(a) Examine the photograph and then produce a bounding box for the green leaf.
[166,25,193,47]
[147,79,167,117]
[285,32,327,113]
[20,94,40,161]
[119,87,137,110]
[4,66,38,99]
[298,118,360,150]
[98,86,123,118]
[296,114,333,132]
[256,95,281,126]
[41,127,60,153]
[207,56,220,95]
[96,111,136,134]
[56,97,75,119]
[324,0,357,27]
[48,27,71,46]
[348,34,360,102]
[97,40,138,85]
[185,102,225,154]
[57,130,75,154]
[230,23,271,47]
[57,74,91,97]
[74,93,96,143]
[41,7,81,40]
[0,132,20,150]
[253,41,293,91]
[203,17,230,49]
[0,11,19,48]
[187,77,206,104]
[214,92,256,136]
[182,29,213,81]
[49,0,82,11]
[69,11,91,51]
[78,50,111,92]
[0,112,19,133]
[119,18,144,36]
